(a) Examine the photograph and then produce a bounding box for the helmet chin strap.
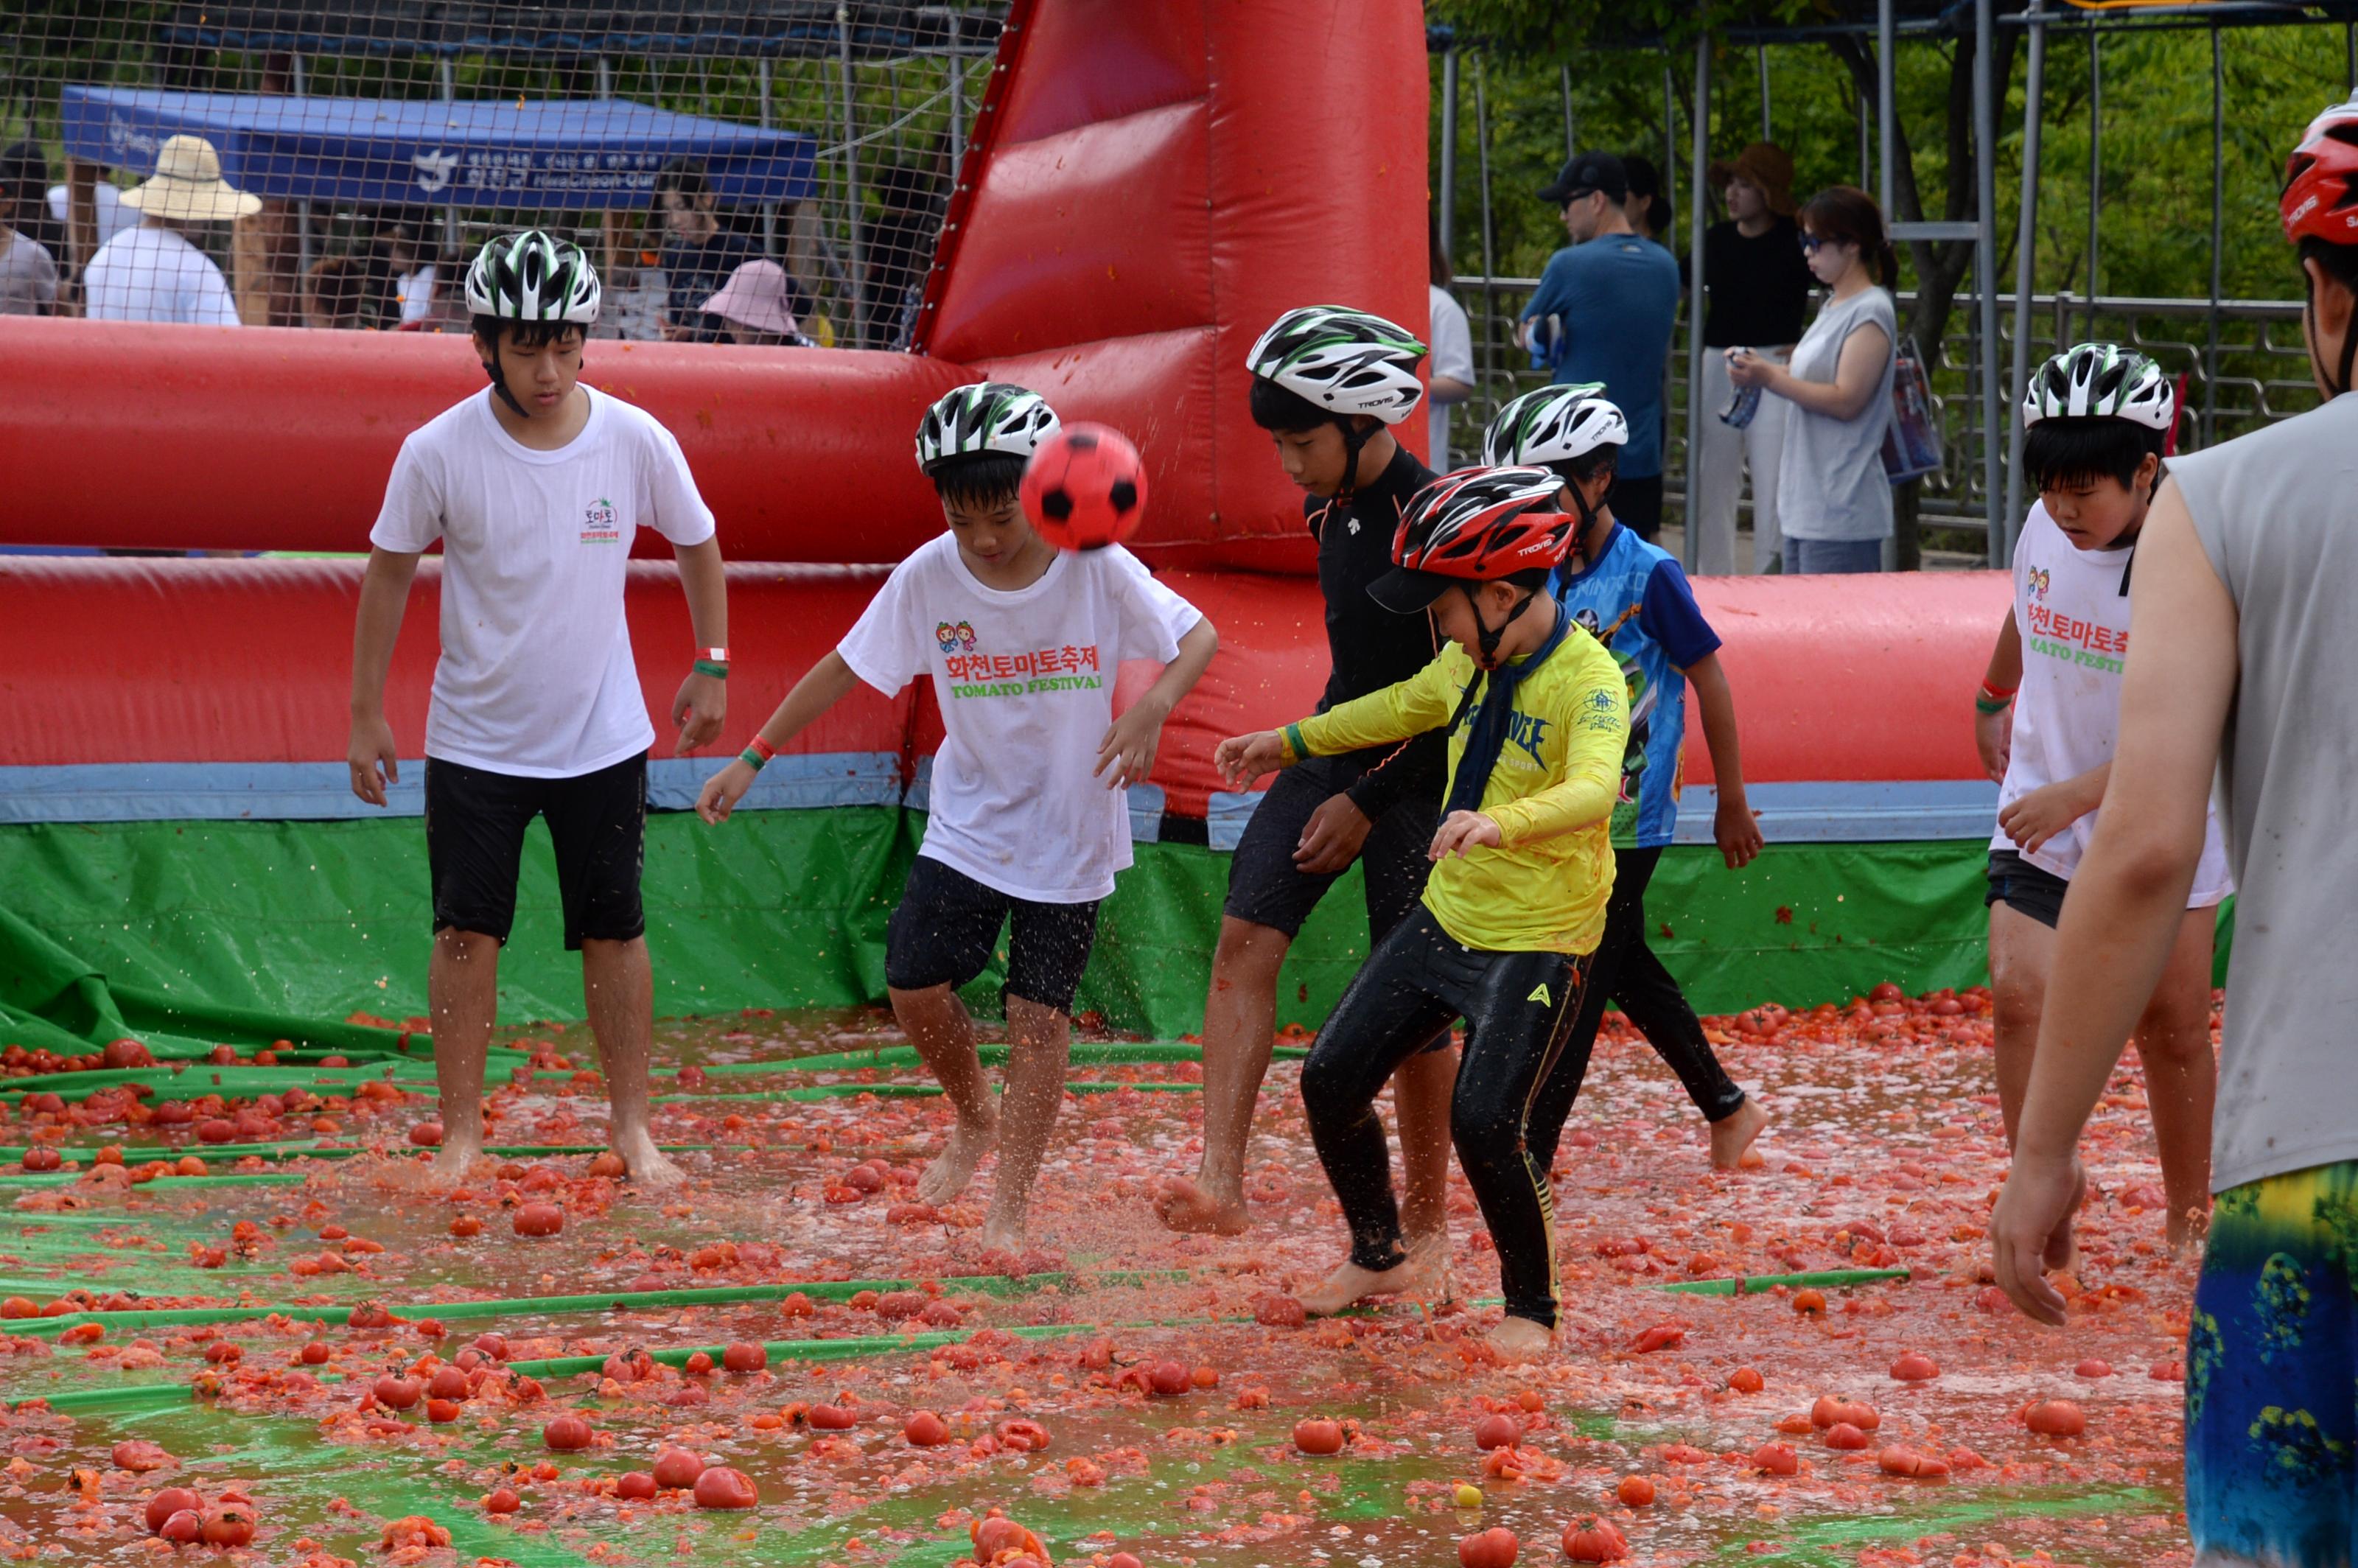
[1564,471,1610,563]
[1463,581,1542,668]
[1334,419,1376,501]
[485,337,528,419]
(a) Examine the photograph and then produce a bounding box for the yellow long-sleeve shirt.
[1293,630,1628,955]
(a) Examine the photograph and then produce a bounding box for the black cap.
[1365,566,1458,615]
[1540,151,1627,207]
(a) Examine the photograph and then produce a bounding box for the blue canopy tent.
[60,86,818,209]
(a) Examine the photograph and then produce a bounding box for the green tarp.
[0,808,2026,1050]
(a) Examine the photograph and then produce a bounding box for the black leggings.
[1526,844,1746,1175]
[1298,906,1591,1329]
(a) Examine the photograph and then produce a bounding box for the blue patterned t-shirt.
[1547,524,1721,848]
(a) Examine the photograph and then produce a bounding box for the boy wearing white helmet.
[1486,385,1770,1176]
[1156,307,1461,1254]
[699,383,1217,1257]
[1974,342,2228,1254]
[348,230,732,1188]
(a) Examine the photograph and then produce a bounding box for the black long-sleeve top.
[1306,442,1449,818]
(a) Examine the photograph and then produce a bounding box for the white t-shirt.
[82,224,242,326]
[48,182,139,244]
[1993,499,2233,903]
[396,263,438,325]
[1427,284,1476,470]
[368,386,717,778]
[838,534,1203,903]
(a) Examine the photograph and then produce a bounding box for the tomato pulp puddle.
[0,990,2200,1566]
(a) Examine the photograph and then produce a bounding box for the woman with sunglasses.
[1727,186,1898,574]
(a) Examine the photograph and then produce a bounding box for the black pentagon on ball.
[1039,489,1076,521]
[1108,480,1138,514]
[1064,431,1100,452]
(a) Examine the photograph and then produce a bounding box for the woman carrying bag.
[1728,186,1897,574]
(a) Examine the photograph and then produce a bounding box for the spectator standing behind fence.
[1517,152,1679,540]
[1729,186,1897,574]
[0,142,59,316]
[82,136,255,326]
[1692,143,1813,575]
[1427,218,1474,470]
[654,159,761,343]
[701,260,812,347]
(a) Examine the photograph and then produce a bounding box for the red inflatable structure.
[0,0,1427,570]
[0,0,2007,821]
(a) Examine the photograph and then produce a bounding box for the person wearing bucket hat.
[83,135,258,325]
[1519,151,1680,540]
[699,259,812,346]
[1691,141,1814,574]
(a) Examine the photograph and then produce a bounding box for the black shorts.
[884,855,1101,1016]
[424,752,648,951]
[1222,754,1436,942]
[1985,848,2069,929]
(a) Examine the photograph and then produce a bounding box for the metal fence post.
[2004,0,2047,553]
[1975,0,2004,563]
[2086,23,2100,342]
[946,10,965,172]
[291,52,312,297]
[1440,49,1458,257]
[1559,63,1575,161]
[759,58,777,258]
[1685,36,1710,572]
[1878,0,1895,222]
[1474,51,1497,377]
[836,2,866,346]
[2207,24,2223,447]
[441,56,459,259]
[1758,45,1771,142]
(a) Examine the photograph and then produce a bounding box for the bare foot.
[1483,1314,1554,1363]
[977,1211,1025,1256]
[919,1113,998,1205]
[1298,1244,1451,1316]
[1710,1096,1771,1171]
[1154,1174,1250,1236]
[612,1129,686,1189]
[2167,1202,2211,1259]
[417,1141,488,1191]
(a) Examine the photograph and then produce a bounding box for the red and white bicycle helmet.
[1368,466,1572,615]
[2284,96,2358,246]
[2283,95,2358,393]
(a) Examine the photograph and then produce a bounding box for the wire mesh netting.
[0,3,1004,347]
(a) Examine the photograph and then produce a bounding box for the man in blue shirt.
[1519,152,1682,540]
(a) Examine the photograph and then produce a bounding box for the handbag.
[1881,335,1943,484]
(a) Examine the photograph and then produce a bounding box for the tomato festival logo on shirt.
[579,498,621,545]
[2028,566,2051,600]
[934,620,978,653]
[2023,598,2126,673]
[942,638,1105,699]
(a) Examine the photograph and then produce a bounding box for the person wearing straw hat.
[1691,141,1813,575]
[83,135,258,326]
[699,259,812,347]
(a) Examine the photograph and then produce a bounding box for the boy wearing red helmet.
[1990,99,2358,1558]
[1217,466,1628,1361]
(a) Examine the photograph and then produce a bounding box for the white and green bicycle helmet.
[1245,306,1427,424]
[914,382,1060,474]
[1482,382,1629,467]
[464,229,602,325]
[2022,342,2175,431]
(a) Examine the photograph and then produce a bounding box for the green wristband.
[1284,721,1309,763]
[694,659,730,680]
[1974,693,2012,715]
[738,746,768,772]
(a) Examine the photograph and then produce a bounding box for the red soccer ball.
[1019,422,1147,551]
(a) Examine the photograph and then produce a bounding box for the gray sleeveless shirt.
[2168,392,2358,1191]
